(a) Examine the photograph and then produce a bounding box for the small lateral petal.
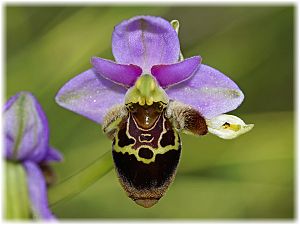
[112,15,180,73]
[151,56,201,88]
[166,64,244,119]
[55,69,127,124]
[23,161,56,220]
[206,114,254,139]
[91,57,142,87]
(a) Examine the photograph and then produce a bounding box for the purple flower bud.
[4,92,62,220]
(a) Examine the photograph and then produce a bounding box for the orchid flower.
[55,15,253,208]
[4,92,62,220]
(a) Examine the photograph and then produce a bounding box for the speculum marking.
[139,134,154,142]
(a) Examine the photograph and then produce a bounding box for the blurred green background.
[5,5,294,219]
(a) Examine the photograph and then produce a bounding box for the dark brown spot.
[160,129,175,147]
[39,163,56,187]
[160,119,176,147]
[118,125,134,147]
[222,122,231,129]
[138,148,154,159]
[113,143,181,190]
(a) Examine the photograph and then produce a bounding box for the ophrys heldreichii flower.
[56,15,253,208]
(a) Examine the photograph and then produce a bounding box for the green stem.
[5,161,30,219]
[48,150,113,206]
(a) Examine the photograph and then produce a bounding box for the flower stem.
[5,161,30,219]
[48,150,113,206]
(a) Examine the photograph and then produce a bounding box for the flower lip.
[112,15,180,73]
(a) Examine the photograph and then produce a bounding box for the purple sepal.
[55,68,127,124]
[4,92,49,162]
[43,147,63,162]
[151,56,201,88]
[4,93,22,159]
[23,161,56,220]
[91,57,142,87]
[4,92,20,111]
[112,15,180,73]
[166,64,244,119]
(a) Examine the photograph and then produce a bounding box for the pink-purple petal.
[151,56,201,88]
[4,92,49,162]
[23,161,56,220]
[91,57,142,87]
[55,69,127,124]
[166,64,244,119]
[112,15,180,73]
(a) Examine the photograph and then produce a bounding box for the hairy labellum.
[113,103,181,208]
[103,75,208,208]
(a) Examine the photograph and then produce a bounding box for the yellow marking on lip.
[222,122,241,131]
[114,114,180,164]
[138,134,154,143]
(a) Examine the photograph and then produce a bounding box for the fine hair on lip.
[135,199,159,208]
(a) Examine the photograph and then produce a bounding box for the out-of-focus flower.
[55,15,253,207]
[4,92,62,220]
